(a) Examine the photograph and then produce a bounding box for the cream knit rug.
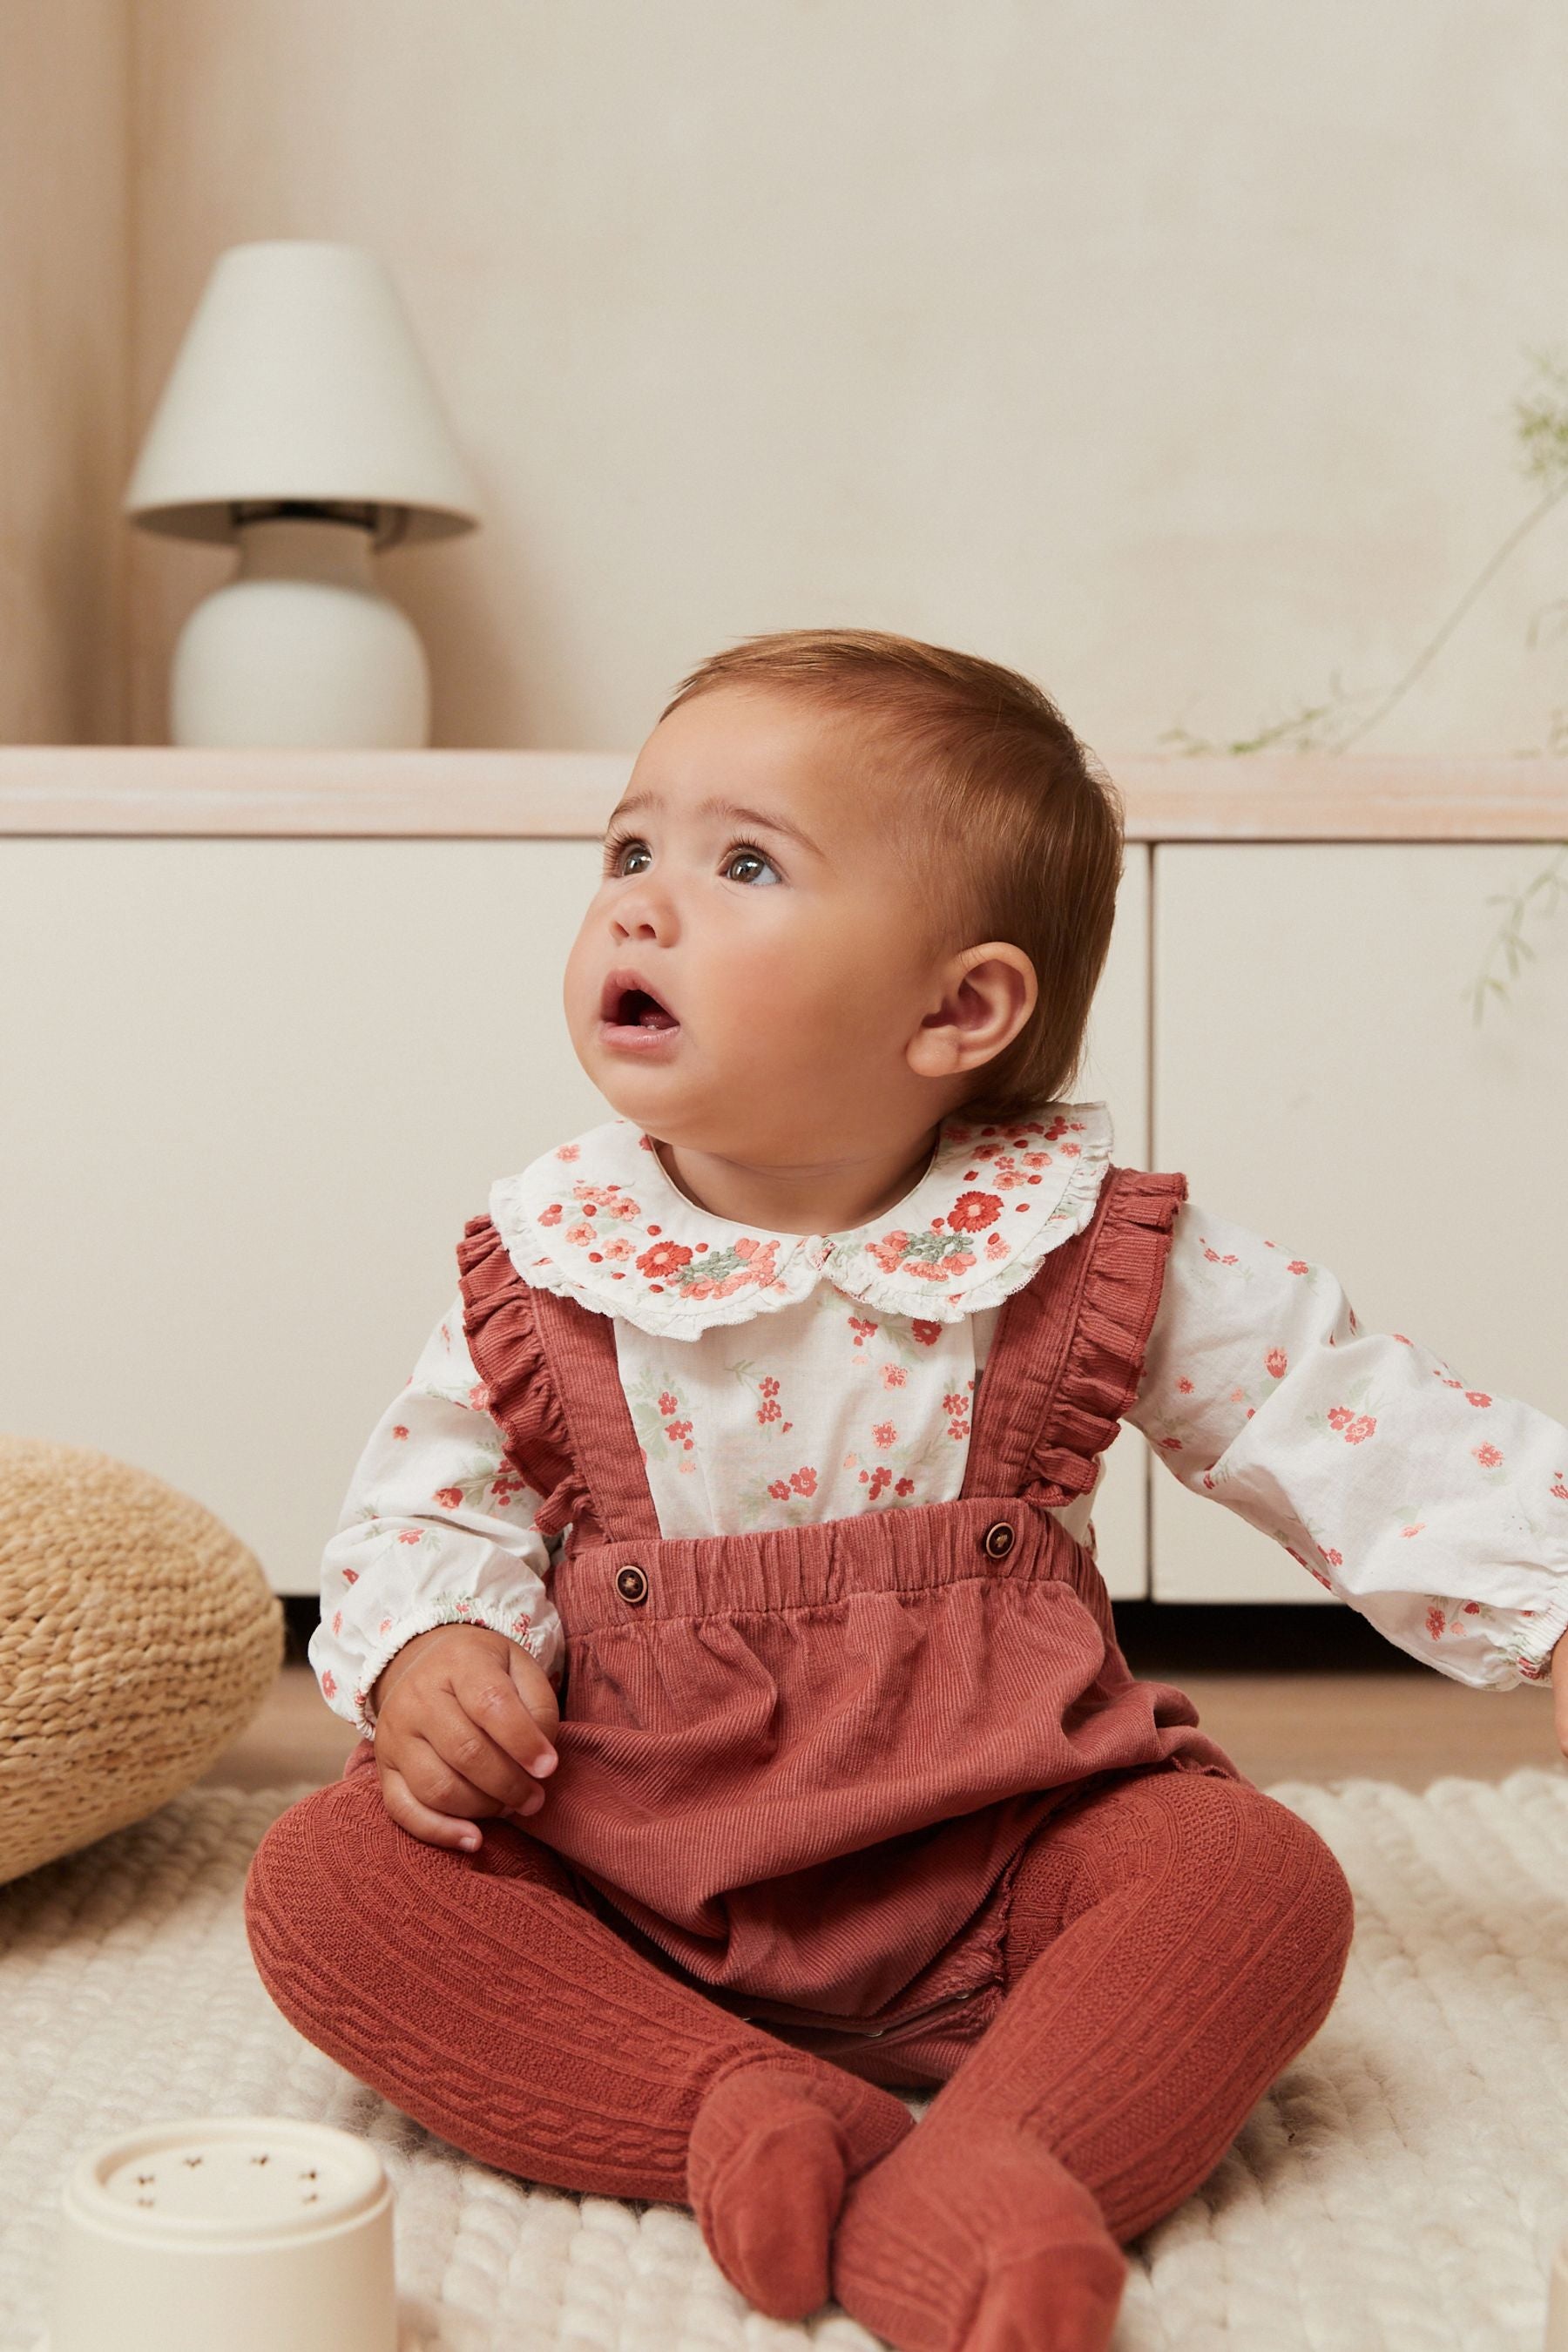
[4,1772,1568,2352]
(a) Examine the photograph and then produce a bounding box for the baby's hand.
[368,1625,560,1852]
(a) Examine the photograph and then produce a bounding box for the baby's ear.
[909,944,1037,1079]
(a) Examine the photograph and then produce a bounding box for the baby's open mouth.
[612,989,678,1031]
[600,971,681,1037]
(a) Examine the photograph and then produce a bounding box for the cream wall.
[9,3,1568,752]
[0,0,128,742]
[120,0,1568,753]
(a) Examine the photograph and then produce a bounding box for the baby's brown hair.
[661,627,1125,1127]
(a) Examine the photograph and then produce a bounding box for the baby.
[247,629,1568,2352]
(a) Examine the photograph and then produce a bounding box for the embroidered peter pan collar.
[489,1099,1114,1341]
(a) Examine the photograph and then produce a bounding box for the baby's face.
[564,685,954,1163]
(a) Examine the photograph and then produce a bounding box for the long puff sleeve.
[308,1293,566,1737]
[1124,1200,1568,1689]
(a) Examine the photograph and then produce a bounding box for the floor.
[197,1601,1565,1795]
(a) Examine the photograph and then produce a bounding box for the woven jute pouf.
[0,1433,285,1887]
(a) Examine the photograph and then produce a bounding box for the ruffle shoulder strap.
[456,1213,594,1542]
[963,1165,1187,1507]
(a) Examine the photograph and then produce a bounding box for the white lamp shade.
[125,240,481,544]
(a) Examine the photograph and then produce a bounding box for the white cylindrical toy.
[39,2116,399,2352]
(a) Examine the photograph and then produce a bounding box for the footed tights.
[246,1748,1354,2352]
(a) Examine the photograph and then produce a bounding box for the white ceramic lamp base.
[171,516,430,749]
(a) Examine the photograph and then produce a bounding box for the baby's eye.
[605,836,652,876]
[724,844,781,886]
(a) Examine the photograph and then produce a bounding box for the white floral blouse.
[309,1102,1568,1737]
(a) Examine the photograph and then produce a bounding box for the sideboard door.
[0,839,612,1593]
[1151,841,1568,1600]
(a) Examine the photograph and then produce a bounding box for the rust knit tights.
[245,1752,1354,2352]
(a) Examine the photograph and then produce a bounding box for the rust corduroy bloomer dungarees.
[447,1161,1247,2083]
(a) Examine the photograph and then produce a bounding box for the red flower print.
[341,1566,359,1584]
[538,1201,564,1226]
[910,1320,941,1346]
[1394,1334,1411,1344]
[848,1315,878,1346]
[555,1142,580,1160]
[768,1479,790,1500]
[1551,1474,1568,1500]
[1265,1348,1288,1379]
[882,1364,907,1388]
[866,1466,892,1500]
[756,1396,781,1424]
[788,1466,817,1496]
[948,1193,1001,1232]
[868,1230,912,1274]
[1176,1376,1194,1394]
[664,1418,693,1447]
[943,1392,966,1413]
[331,1609,342,1635]
[1201,1473,1217,1490]
[948,1416,970,1440]
[895,1477,915,1497]
[1318,1547,1342,1568]
[391,1424,409,1441]
[873,1422,896,1448]
[760,1376,780,1397]
[1399,1524,1425,1538]
[564,1223,595,1247]
[1287,1260,1308,1275]
[1426,1604,1446,1639]
[1200,1240,1240,1264]
[434,1486,463,1509]
[396,1530,422,1545]
[1464,1391,1492,1409]
[659,1390,679,1415]
[1345,1416,1374,1443]
[1473,1443,1504,1469]
[1462,1600,1480,1614]
[638,1239,693,1279]
[1157,1435,1183,1450]
[321,1669,336,1699]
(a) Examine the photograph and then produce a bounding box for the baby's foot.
[687,2051,915,2320]
[828,2117,1127,2352]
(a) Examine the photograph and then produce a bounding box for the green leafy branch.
[1466,845,1568,1024]
[1162,345,1568,1017]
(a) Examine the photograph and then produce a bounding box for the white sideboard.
[3,749,1565,1607]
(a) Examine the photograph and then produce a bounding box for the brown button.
[981,1520,1015,1560]
[615,1563,649,1605]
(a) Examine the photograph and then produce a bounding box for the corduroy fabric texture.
[245,1158,1357,2347]
[0,1432,284,1887]
[450,1163,1245,2064]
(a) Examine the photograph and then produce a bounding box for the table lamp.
[125,240,481,748]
